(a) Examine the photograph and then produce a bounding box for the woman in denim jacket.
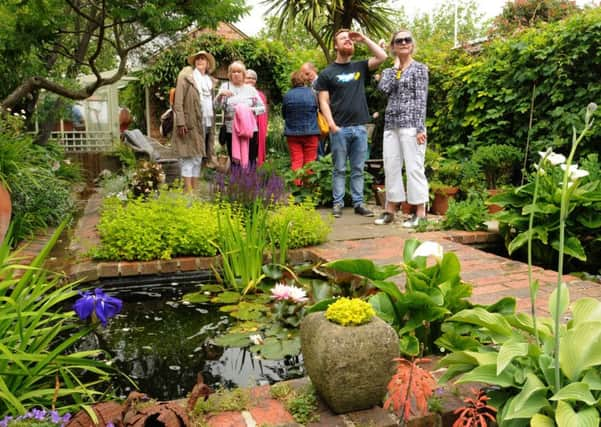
[282,71,320,185]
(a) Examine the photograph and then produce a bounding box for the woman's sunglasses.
[394,37,413,45]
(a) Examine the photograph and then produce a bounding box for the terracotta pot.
[431,187,459,215]
[0,183,11,245]
[487,188,503,213]
[372,184,386,207]
[300,312,399,414]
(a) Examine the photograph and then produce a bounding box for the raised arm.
[349,31,387,70]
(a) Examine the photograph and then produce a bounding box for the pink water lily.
[270,283,308,303]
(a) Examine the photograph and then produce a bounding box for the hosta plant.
[438,103,600,426]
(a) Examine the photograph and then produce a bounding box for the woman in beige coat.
[173,50,216,193]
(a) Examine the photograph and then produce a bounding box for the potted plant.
[472,144,521,190]
[472,144,521,212]
[300,297,399,414]
[429,158,461,215]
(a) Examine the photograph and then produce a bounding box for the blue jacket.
[282,87,320,136]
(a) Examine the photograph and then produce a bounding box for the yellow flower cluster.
[325,297,375,326]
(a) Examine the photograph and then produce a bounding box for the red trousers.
[287,135,319,186]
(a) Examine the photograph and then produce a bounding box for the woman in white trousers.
[374,29,429,227]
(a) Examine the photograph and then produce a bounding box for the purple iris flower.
[74,288,123,327]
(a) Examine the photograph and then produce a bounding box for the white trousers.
[180,156,203,178]
[383,128,429,205]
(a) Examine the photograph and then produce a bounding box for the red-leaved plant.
[452,388,496,427]
[384,357,437,422]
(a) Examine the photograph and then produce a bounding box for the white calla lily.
[560,164,589,180]
[538,149,566,166]
[412,241,444,262]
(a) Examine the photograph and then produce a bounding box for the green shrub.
[283,154,374,207]
[441,196,489,231]
[0,114,80,243]
[93,192,221,261]
[472,144,522,189]
[267,198,331,249]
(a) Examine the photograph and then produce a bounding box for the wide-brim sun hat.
[187,50,216,73]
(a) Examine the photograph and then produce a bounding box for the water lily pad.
[262,263,284,280]
[201,284,225,293]
[212,291,241,304]
[252,336,301,359]
[213,332,253,348]
[182,292,211,303]
[219,304,238,313]
[252,294,273,304]
[230,301,270,321]
[228,321,264,333]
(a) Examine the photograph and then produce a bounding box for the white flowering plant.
[439,103,601,426]
[490,107,601,272]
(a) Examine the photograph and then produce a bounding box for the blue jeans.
[330,125,368,207]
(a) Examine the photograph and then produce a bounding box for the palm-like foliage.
[262,0,395,61]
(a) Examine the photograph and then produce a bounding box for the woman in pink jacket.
[215,61,265,168]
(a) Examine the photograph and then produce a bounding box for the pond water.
[80,274,304,400]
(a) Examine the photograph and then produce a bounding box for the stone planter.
[300,312,399,414]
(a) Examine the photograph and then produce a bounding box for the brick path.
[14,190,601,426]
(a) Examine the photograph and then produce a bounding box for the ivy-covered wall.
[428,7,601,159]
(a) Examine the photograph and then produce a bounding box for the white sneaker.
[374,212,394,225]
[402,214,426,228]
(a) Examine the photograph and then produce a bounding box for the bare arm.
[349,31,387,70]
[318,90,339,134]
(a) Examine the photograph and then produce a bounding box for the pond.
[79,273,304,401]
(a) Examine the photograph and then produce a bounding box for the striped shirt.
[377,61,428,133]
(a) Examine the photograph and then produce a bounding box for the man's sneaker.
[374,212,394,225]
[354,204,374,217]
[402,214,426,228]
[332,203,343,218]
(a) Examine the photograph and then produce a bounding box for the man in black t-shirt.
[315,29,387,218]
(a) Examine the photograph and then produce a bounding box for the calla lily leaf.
[551,236,586,261]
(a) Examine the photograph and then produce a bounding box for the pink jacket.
[232,103,256,168]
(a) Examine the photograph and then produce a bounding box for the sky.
[235,0,596,36]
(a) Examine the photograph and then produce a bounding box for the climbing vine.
[427,7,601,159]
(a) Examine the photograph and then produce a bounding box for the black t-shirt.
[314,60,370,127]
